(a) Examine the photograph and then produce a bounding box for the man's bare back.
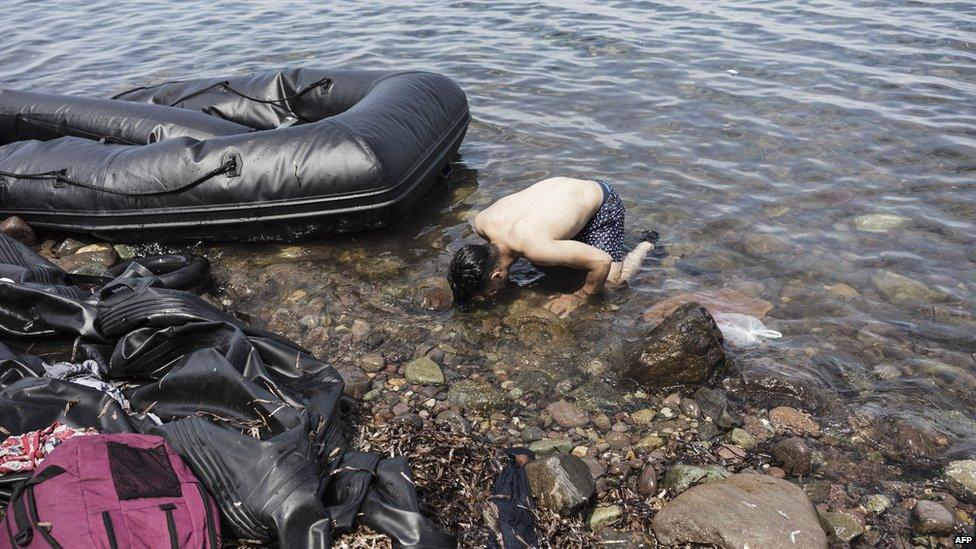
[473,177,605,253]
[448,176,654,316]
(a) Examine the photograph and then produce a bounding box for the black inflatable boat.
[0,68,469,241]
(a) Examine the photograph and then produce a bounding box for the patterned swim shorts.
[573,179,625,262]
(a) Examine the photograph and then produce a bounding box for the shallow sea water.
[3,1,975,458]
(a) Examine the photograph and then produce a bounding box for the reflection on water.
[2,1,975,456]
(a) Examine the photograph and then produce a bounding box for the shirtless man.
[447,177,655,316]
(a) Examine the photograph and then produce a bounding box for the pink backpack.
[1,433,220,549]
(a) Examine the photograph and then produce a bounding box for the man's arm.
[522,239,613,295]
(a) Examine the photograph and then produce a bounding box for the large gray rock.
[653,474,827,548]
[911,500,954,535]
[525,454,595,515]
[626,302,726,388]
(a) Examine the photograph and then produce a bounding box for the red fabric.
[0,421,94,474]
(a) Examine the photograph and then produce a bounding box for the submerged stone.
[625,303,726,389]
[872,270,947,304]
[642,288,773,323]
[404,357,445,385]
[853,213,910,233]
[447,379,509,412]
[653,474,827,548]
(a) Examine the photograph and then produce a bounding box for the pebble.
[852,213,910,233]
[766,466,785,479]
[637,465,658,495]
[53,238,86,258]
[404,357,445,385]
[728,427,757,450]
[634,434,665,451]
[546,400,588,428]
[769,406,821,437]
[587,505,622,531]
[446,379,509,412]
[521,425,546,442]
[911,500,955,535]
[631,408,656,425]
[593,413,612,431]
[359,353,386,373]
[865,494,891,514]
[0,216,36,245]
[605,432,630,450]
[610,421,629,433]
[773,437,812,476]
[528,438,573,458]
[679,398,701,418]
[818,510,863,542]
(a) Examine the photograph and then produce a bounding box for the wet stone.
[525,454,595,515]
[773,437,812,476]
[769,406,821,437]
[414,277,453,311]
[0,216,36,245]
[53,238,86,258]
[626,303,726,388]
[435,410,471,435]
[853,213,910,233]
[694,386,742,431]
[359,353,386,373]
[634,434,665,452]
[446,379,509,412]
[911,500,954,535]
[605,432,630,450]
[653,474,827,548]
[637,465,658,495]
[865,494,892,514]
[631,408,656,425]
[871,270,947,304]
[662,464,731,495]
[588,505,622,531]
[728,428,757,450]
[404,357,445,385]
[945,460,976,503]
[819,510,863,542]
[521,425,546,442]
[112,244,137,260]
[546,400,588,428]
[528,438,573,457]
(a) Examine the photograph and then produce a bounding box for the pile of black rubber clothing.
[0,232,456,548]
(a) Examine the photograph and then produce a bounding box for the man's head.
[448,243,508,308]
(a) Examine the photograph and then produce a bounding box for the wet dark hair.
[448,244,498,308]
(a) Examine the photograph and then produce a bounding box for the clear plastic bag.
[712,312,782,347]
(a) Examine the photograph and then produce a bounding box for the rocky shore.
[4,215,974,548]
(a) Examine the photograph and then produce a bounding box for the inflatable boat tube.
[0,68,470,241]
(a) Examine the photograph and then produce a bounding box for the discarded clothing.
[486,448,539,549]
[0,232,455,548]
[44,359,162,425]
[0,421,95,474]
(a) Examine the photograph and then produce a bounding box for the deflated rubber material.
[0,68,470,241]
[0,232,456,548]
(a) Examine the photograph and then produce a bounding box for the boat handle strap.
[0,154,238,197]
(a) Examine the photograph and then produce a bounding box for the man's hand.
[544,291,588,318]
